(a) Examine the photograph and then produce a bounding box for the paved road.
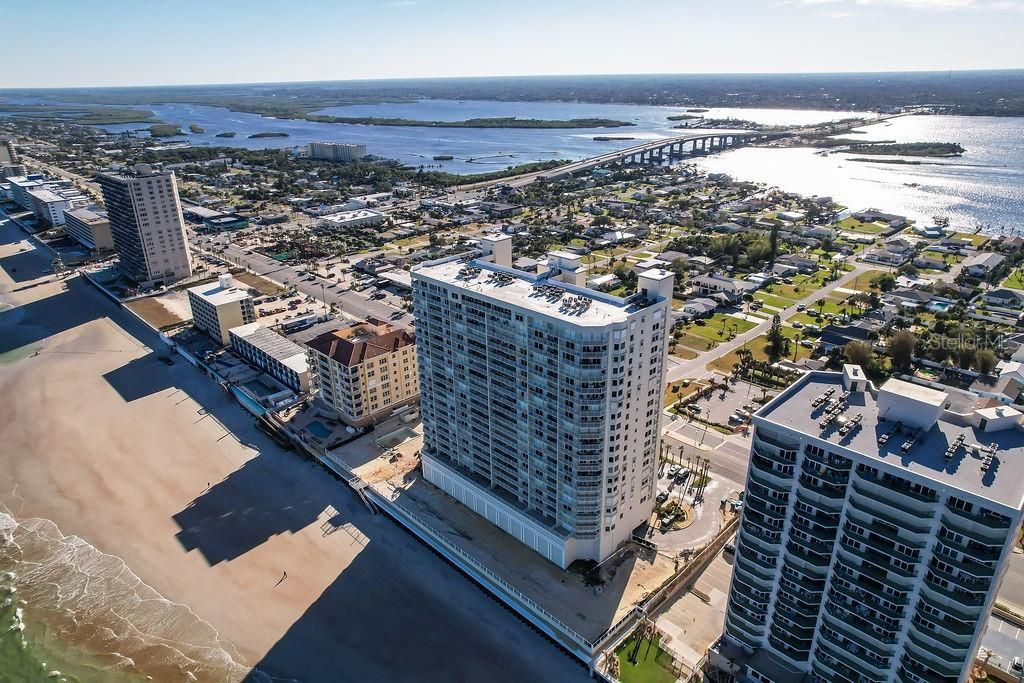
[193,236,413,328]
[999,551,1024,610]
[666,264,872,382]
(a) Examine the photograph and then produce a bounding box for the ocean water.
[0,505,255,683]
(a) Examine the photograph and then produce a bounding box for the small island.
[148,124,184,137]
[686,108,709,113]
[215,131,236,138]
[189,124,204,134]
[303,115,635,129]
[433,155,454,161]
[248,132,290,139]
[593,136,636,141]
[847,142,965,157]
[667,114,702,121]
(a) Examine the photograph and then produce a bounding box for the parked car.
[723,543,736,555]
[667,465,680,478]
[796,304,806,311]
[656,491,669,504]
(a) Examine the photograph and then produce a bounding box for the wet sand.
[0,215,589,682]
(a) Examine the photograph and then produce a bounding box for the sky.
[3,0,1023,88]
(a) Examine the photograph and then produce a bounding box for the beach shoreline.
[0,215,588,683]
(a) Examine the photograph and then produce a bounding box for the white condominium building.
[723,365,1024,683]
[411,234,674,568]
[96,165,193,286]
[308,142,368,162]
[305,320,418,427]
[187,274,255,345]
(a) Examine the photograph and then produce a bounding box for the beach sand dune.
[0,216,588,682]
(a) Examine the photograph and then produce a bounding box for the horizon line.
[3,66,1023,92]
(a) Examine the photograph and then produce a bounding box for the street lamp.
[321,283,327,316]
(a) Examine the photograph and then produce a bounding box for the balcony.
[902,632,966,678]
[750,454,795,488]
[828,582,905,623]
[920,576,985,609]
[741,516,783,546]
[748,466,792,497]
[823,599,898,649]
[849,482,933,524]
[733,559,775,589]
[933,540,996,580]
[941,507,1012,544]
[753,429,800,454]
[814,637,888,683]
[844,526,921,567]
[724,614,761,650]
[798,473,845,500]
[839,537,917,580]
[768,631,811,663]
[912,612,974,643]
[801,459,851,486]
[727,599,767,628]
[803,447,851,471]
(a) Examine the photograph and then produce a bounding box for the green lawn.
[1002,271,1024,290]
[688,314,757,342]
[675,331,719,352]
[952,231,990,248]
[616,635,677,683]
[845,270,891,292]
[835,216,889,234]
[753,291,798,309]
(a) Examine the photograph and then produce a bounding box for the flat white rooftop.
[882,377,946,406]
[188,278,251,307]
[414,258,652,326]
[757,372,1024,510]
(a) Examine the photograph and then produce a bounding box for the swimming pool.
[927,301,951,313]
[308,420,332,439]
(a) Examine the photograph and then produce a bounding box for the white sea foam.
[0,506,252,682]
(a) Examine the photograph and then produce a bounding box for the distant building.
[25,188,70,226]
[229,323,310,393]
[320,209,385,229]
[187,274,255,345]
[0,163,25,180]
[478,201,524,218]
[203,213,248,231]
[691,273,758,302]
[307,142,367,162]
[305,320,418,426]
[96,166,193,286]
[0,139,17,166]
[63,207,114,252]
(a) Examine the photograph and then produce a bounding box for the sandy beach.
[0,214,588,682]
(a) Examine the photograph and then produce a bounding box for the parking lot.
[684,380,774,429]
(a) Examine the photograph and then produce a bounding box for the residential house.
[984,287,1024,309]
[776,254,818,274]
[681,297,718,319]
[963,252,1006,277]
[691,273,758,303]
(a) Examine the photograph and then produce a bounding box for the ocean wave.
[0,506,257,682]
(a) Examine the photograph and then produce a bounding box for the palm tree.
[601,651,620,678]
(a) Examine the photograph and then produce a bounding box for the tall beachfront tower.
[723,365,1024,683]
[411,235,674,568]
[96,165,193,286]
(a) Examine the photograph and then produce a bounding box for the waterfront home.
[984,287,1024,309]
[963,252,1006,277]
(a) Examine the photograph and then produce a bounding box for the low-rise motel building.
[187,274,255,345]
